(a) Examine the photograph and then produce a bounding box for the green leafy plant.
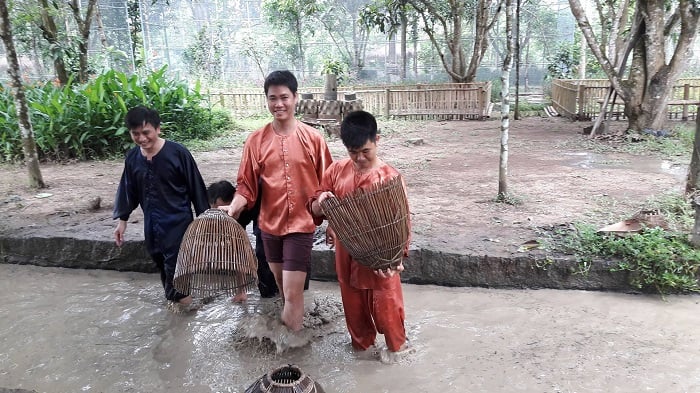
[0,66,232,162]
[543,222,700,294]
[321,58,347,85]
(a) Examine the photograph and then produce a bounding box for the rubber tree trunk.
[0,0,46,188]
[498,0,514,196]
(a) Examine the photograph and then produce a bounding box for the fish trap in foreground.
[174,209,257,298]
[245,364,325,393]
[320,175,410,271]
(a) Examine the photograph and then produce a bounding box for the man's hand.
[221,193,247,220]
[374,262,405,278]
[114,220,127,247]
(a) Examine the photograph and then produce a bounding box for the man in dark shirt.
[113,106,209,309]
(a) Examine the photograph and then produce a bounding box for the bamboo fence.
[551,78,700,121]
[210,82,493,120]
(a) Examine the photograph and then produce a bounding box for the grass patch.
[184,114,268,152]
[493,192,523,206]
[565,123,694,164]
[540,191,699,295]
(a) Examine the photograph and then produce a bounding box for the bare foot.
[379,341,416,364]
[178,295,193,306]
[231,292,248,303]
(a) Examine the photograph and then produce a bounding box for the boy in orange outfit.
[223,70,332,332]
[308,110,413,363]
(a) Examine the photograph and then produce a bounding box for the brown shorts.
[260,231,314,272]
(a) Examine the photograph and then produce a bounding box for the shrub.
[0,66,232,162]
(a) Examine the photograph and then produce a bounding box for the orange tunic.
[314,158,410,289]
[309,158,410,351]
[236,122,332,236]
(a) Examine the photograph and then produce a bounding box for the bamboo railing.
[210,82,493,120]
[551,78,700,121]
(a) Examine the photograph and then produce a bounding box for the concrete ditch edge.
[0,235,633,292]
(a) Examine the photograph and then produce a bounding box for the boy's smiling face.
[347,138,379,171]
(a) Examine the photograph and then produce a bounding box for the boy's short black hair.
[264,70,298,96]
[340,110,378,150]
[207,180,236,206]
[125,106,160,130]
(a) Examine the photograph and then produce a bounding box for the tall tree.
[0,0,45,188]
[314,0,370,71]
[262,0,320,79]
[498,0,514,196]
[360,0,413,79]
[569,0,699,131]
[407,0,503,83]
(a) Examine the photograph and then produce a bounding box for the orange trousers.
[338,277,406,352]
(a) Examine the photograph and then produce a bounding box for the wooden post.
[219,93,225,108]
[577,84,586,120]
[385,88,391,118]
[682,84,691,121]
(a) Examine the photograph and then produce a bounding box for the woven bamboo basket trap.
[174,209,258,298]
[245,364,325,393]
[320,175,410,270]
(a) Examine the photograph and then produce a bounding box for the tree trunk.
[69,0,97,83]
[400,13,407,80]
[38,0,69,85]
[409,0,502,83]
[95,3,109,50]
[466,0,503,83]
[514,0,520,120]
[296,18,305,79]
[687,113,700,193]
[498,0,514,196]
[412,19,418,77]
[570,0,699,132]
[0,0,46,188]
[579,35,587,79]
[691,114,700,247]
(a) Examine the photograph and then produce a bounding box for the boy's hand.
[312,191,336,217]
[374,262,404,278]
[317,191,336,206]
[325,226,336,249]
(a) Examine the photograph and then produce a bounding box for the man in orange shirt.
[224,70,332,332]
[308,110,413,363]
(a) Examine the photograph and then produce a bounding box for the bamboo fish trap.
[320,175,410,270]
[174,209,258,298]
[246,364,326,393]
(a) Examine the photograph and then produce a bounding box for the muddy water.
[2,264,700,393]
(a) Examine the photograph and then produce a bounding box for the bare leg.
[268,262,284,302]
[280,270,307,331]
[230,271,249,302]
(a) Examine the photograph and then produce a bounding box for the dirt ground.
[0,116,690,257]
